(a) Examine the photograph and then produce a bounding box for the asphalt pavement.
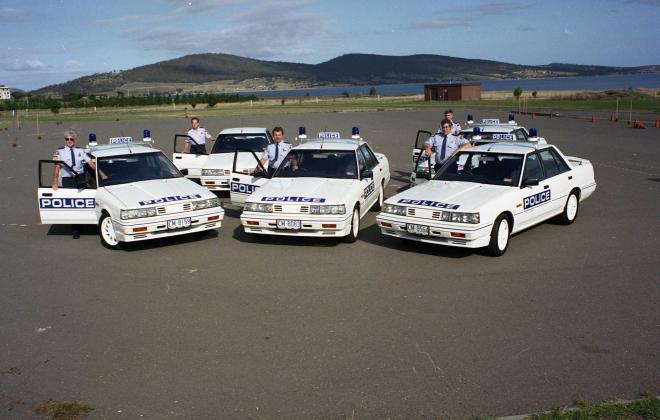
[0,108,658,418]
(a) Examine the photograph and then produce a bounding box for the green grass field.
[2,94,659,128]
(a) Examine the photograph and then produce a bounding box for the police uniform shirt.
[261,142,291,169]
[424,133,469,165]
[187,127,210,145]
[54,146,91,177]
[450,121,462,136]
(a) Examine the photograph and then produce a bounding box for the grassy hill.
[32,53,659,97]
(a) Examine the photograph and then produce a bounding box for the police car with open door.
[229,128,390,242]
[172,132,215,183]
[38,133,224,249]
[199,127,272,191]
[410,115,548,186]
[378,142,596,256]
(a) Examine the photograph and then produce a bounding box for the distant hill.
[32,53,660,97]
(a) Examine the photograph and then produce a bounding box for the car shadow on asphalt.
[357,222,475,259]
[231,224,341,247]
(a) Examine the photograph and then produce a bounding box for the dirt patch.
[34,400,93,420]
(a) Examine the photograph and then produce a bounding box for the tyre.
[99,213,122,250]
[343,206,360,243]
[485,214,510,256]
[372,182,384,211]
[556,191,579,225]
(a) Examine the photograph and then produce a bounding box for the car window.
[98,152,182,187]
[434,152,523,186]
[356,148,367,172]
[539,149,562,178]
[515,129,528,141]
[211,134,269,154]
[273,150,357,179]
[523,153,544,181]
[549,148,571,173]
[358,145,378,170]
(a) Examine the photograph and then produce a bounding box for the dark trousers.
[60,177,81,237]
[190,144,207,154]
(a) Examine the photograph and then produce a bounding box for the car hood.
[389,181,511,212]
[204,152,258,170]
[104,178,215,208]
[253,178,357,204]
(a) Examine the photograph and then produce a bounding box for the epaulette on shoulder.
[57,146,65,149]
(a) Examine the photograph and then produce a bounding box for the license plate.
[277,219,301,230]
[167,217,191,229]
[406,223,429,236]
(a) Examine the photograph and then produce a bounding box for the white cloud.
[564,28,574,35]
[2,59,50,71]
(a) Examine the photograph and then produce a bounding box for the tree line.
[0,92,258,113]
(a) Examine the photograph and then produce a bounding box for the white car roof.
[89,143,159,158]
[294,139,362,151]
[462,124,524,133]
[218,127,268,135]
[469,142,548,155]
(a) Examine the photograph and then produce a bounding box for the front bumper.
[376,213,491,248]
[112,208,224,242]
[240,212,352,237]
[201,175,230,191]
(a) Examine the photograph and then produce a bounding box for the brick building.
[424,83,481,101]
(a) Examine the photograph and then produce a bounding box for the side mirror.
[180,168,189,176]
[254,169,268,178]
[522,177,539,187]
[361,169,373,179]
[424,172,432,180]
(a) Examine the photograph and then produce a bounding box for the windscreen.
[211,134,269,154]
[434,152,523,186]
[273,150,358,180]
[98,152,182,186]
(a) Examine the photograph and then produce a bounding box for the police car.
[378,142,596,256]
[198,128,273,191]
[229,128,390,242]
[38,133,224,249]
[410,115,547,185]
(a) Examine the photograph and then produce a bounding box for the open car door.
[410,148,434,186]
[229,149,270,205]
[411,130,433,168]
[172,134,210,181]
[37,160,97,225]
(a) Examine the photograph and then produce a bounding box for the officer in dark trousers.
[423,119,471,171]
[52,130,97,238]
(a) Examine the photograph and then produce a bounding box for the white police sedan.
[199,128,273,191]
[378,142,596,256]
[38,134,224,249]
[229,128,390,242]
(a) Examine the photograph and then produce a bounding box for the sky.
[1,0,660,91]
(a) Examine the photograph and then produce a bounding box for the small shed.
[424,83,481,101]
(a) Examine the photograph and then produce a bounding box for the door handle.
[231,178,240,182]
[543,185,549,189]
[568,175,573,180]
[174,156,182,159]
[42,193,53,197]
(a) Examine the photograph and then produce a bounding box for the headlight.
[309,205,346,215]
[383,204,407,216]
[440,211,480,224]
[202,169,225,176]
[192,197,221,210]
[120,207,157,220]
[245,202,273,213]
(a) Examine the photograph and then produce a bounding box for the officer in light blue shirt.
[260,127,291,174]
[444,109,462,136]
[52,130,96,190]
[424,118,471,171]
[185,117,214,154]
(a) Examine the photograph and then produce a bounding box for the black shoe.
[73,232,80,239]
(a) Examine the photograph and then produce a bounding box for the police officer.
[423,119,471,171]
[185,116,214,154]
[259,127,291,175]
[444,109,462,136]
[52,130,98,239]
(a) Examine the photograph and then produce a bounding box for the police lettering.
[398,198,460,210]
[231,182,258,194]
[492,134,514,140]
[40,198,95,209]
[261,196,326,203]
[363,182,375,199]
[523,190,551,209]
[139,194,202,206]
